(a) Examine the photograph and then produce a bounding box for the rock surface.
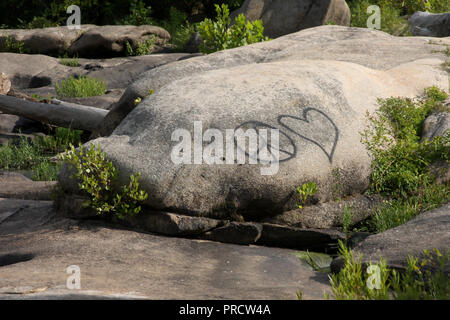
[0,52,193,91]
[411,11,450,37]
[0,25,171,57]
[0,172,56,200]
[421,110,450,142]
[263,195,382,229]
[230,0,351,38]
[58,194,345,250]
[0,198,331,299]
[331,202,450,273]
[75,26,449,219]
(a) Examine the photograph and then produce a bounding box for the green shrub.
[60,143,148,219]
[198,4,271,54]
[126,37,155,56]
[55,76,107,98]
[296,182,318,209]
[120,0,155,26]
[327,241,449,300]
[0,36,29,53]
[18,16,58,29]
[348,0,408,35]
[361,86,449,197]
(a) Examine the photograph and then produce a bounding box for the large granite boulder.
[411,11,450,37]
[331,202,450,273]
[94,26,450,138]
[0,25,170,57]
[60,26,449,220]
[230,0,351,38]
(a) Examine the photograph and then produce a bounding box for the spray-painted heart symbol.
[233,107,339,163]
[277,107,339,163]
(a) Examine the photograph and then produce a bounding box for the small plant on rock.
[296,182,318,209]
[60,143,148,219]
[59,54,80,67]
[126,36,155,56]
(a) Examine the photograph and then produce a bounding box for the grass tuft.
[54,76,106,98]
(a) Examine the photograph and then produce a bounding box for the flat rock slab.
[331,202,450,273]
[0,198,331,299]
[0,172,56,200]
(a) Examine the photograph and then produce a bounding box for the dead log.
[0,94,108,132]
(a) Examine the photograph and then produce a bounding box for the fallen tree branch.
[0,94,108,132]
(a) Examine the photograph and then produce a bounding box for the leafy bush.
[55,76,107,98]
[361,86,449,197]
[198,4,270,54]
[119,0,155,26]
[327,241,449,300]
[60,143,148,219]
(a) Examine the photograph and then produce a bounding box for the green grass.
[341,205,354,235]
[365,182,449,233]
[0,127,83,181]
[59,54,80,67]
[54,76,107,98]
[326,241,449,300]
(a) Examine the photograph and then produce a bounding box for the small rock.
[263,195,382,229]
